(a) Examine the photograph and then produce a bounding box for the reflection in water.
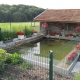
[32,42,40,54]
[19,42,40,55]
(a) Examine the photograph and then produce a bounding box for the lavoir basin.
[12,39,77,61]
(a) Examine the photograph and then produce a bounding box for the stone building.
[34,9,80,37]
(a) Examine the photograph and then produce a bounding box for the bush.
[2,31,15,41]
[0,49,6,61]
[0,62,5,74]
[24,26,33,36]
[0,49,6,74]
[6,52,23,65]
[0,28,3,41]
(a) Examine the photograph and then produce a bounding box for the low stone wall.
[46,35,80,41]
[0,34,44,50]
[15,34,44,46]
[67,54,79,75]
[54,54,79,78]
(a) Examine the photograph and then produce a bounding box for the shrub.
[0,49,6,61]
[2,30,17,41]
[6,53,23,65]
[0,49,6,74]
[0,28,3,41]
[24,26,33,36]
[0,62,5,74]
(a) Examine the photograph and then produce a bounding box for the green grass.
[74,73,80,80]
[20,62,31,70]
[0,22,40,41]
[0,22,40,32]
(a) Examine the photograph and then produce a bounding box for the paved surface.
[72,62,80,73]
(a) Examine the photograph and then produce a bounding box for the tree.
[13,12,27,22]
[0,4,45,22]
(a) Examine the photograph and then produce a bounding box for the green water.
[18,39,77,60]
[37,39,72,60]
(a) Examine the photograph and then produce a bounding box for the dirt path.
[0,65,73,80]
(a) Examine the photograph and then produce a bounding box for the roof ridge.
[33,9,48,20]
[47,9,80,11]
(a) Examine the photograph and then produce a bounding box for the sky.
[0,0,80,9]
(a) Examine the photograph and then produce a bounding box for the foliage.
[6,53,23,65]
[2,31,17,41]
[0,28,2,41]
[74,73,80,80]
[0,49,6,62]
[24,26,33,36]
[0,49,6,74]
[0,62,5,74]
[0,49,31,75]
[0,22,40,40]
[20,62,31,70]
[0,4,45,22]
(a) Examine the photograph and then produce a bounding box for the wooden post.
[10,22,11,29]
[31,22,32,27]
[34,21,35,27]
[0,28,2,41]
[67,24,68,31]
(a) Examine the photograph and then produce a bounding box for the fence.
[21,50,79,79]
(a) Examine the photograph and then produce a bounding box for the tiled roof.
[34,9,80,22]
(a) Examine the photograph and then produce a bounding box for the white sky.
[0,0,80,9]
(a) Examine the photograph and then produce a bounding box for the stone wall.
[40,22,80,36]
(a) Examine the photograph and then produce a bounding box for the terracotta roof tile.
[34,9,80,22]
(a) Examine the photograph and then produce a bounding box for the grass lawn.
[0,22,40,32]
